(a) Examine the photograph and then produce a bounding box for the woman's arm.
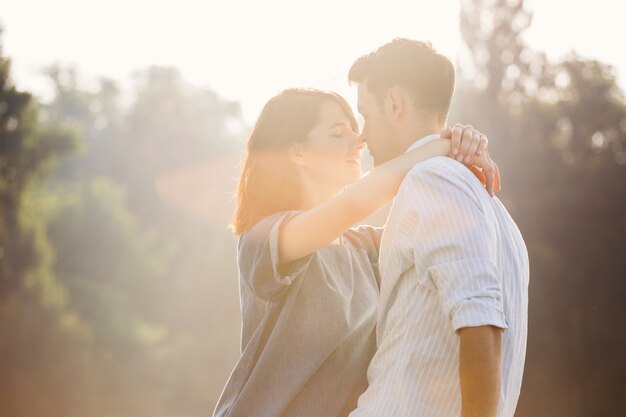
[278,138,451,264]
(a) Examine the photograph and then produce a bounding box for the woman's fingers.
[449,125,489,159]
[457,125,477,162]
[440,126,453,139]
[447,126,499,196]
[450,124,465,155]
[469,165,486,186]
[477,134,488,156]
[493,160,502,192]
[482,162,495,197]
[464,131,482,163]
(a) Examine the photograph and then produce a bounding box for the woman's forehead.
[318,100,352,127]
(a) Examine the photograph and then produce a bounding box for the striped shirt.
[350,134,529,417]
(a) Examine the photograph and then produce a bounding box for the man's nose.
[359,132,367,146]
[350,130,365,147]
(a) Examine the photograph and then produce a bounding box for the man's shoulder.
[408,155,466,177]
[397,156,489,208]
[402,156,475,190]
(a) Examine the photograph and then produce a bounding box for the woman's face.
[297,100,364,190]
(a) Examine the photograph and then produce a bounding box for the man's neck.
[398,118,443,154]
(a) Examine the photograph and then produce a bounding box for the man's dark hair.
[349,38,455,122]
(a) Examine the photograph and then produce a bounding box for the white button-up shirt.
[350,134,529,417]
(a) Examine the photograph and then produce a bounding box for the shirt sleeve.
[351,225,383,261]
[403,161,509,332]
[237,211,313,300]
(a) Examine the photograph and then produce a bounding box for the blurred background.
[1,0,625,416]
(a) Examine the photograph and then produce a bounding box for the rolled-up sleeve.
[428,258,508,331]
[406,162,509,332]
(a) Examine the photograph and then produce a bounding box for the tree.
[0,33,77,296]
[5,62,245,416]
[455,2,626,416]
[0,27,86,416]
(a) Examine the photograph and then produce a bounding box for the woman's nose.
[356,131,367,148]
[348,130,365,148]
[359,131,367,145]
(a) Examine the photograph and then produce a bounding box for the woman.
[214,88,496,417]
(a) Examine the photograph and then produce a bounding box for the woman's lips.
[346,152,362,163]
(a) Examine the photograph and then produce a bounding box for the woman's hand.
[440,124,501,197]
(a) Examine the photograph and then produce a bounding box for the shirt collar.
[405,133,440,154]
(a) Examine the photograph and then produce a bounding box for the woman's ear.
[288,144,306,166]
[384,86,404,120]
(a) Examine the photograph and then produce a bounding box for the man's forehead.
[356,84,370,107]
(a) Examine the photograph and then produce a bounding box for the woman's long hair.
[231,88,358,235]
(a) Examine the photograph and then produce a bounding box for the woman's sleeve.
[352,224,384,261]
[238,211,314,300]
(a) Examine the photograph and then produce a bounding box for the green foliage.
[47,177,176,349]
[0,28,92,417]
[0,28,80,305]
[1,25,244,414]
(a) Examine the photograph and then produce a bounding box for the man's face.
[357,83,396,166]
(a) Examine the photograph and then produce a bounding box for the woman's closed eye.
[332,127,346,138]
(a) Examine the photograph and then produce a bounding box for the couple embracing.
[214,38,529,417]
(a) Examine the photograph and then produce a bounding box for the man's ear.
[288,144,306,166]
[384,86,405,120]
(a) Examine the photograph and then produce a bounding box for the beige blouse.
[214,211,382,417]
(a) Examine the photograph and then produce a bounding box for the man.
[348,39,529,417]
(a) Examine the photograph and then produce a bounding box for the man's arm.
[459,325,503,417]
[402,161,508,415]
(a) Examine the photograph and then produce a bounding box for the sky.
[1,0,624,124]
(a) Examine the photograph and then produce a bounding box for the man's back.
[350,155,529,417]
